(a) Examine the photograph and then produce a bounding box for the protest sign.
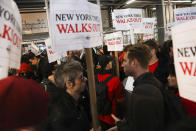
[31,42,40,56]
[142,18,155,34]
[112,12,117,29]
[112,8,142,31]
[143,34,154,41]
[165,23,174,41]
[50,0,103,52]
[141,18,155,40]
[130,28,135,44]
[0,0,22,70]
[45,38,60,63]
[172,19,196,102]
[174,7,196,24]
[104,31,123,51]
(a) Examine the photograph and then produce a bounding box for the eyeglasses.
[77,74,85,81]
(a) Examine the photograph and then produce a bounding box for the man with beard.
[110,44,164,131]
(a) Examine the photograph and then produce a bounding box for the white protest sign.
[50,0,103,52]
[174,7,196,24]
[125,76,134,92]
[165,23,174,41]
[31,42,40,56]
[112,12,116,29]
[143,34,155,41]
[142,18,155,34]
[45,38,61,63]
[0,0,22,69]
[104,31,123,51]
[112,8,142,31]
[172,19,196,102]
[130,28,135,45]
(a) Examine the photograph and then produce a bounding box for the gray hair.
[54,60,83,88]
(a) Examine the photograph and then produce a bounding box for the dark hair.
[21,54,31,64]
[160,40,173,57]
[98,55,113,70]
[54,60,83,88]
[143,39,158,51]
[28,52,36,60]
[127,44,152,69]
[103,45,110,55]
[169,64,176,77]
[124,44,132,52]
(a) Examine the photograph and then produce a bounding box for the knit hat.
[0,76,49,130]
[98,55,113,69]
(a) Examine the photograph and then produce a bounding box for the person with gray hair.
[47,60,95,131]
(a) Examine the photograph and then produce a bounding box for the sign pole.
[84,0,102,129]
[141,34,144,42]
[85,48,99,129]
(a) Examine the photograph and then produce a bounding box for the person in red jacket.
[97,55,125,131]
[168,65,196,118]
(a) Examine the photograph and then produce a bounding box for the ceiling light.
[192,1,196,4]
[126,0,136,5]
[164,0,191,3]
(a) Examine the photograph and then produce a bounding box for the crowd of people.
[1,39,196,131]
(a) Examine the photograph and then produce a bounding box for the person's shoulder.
[134,82,163,98]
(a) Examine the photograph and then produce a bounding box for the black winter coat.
[154,52,171,86]
[117,72,164,131]
[47,88,91,131]
[37,57,52,82]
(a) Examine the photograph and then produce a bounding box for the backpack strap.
[95,74,114,84]
[103,75,114,85]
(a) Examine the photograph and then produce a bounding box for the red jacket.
[178,93,196,118]
[170,88,196,118]
[97,73,125,125]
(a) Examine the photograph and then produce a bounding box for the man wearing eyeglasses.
[47,60,100,131]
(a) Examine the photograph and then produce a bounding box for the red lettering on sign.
[176,16,196,21]
[56,23,100,34]
[116,18,141,23]
[67,24,75,33]
[75,24,81,33]
[0,24,21,49]
[57,24,68,34]
[82,23,88,32]
[2,24,11,41]
[49,50,54,54]
[179,62,193,75]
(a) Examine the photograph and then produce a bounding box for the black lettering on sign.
[0,5,21,34]
[177,46,196,57]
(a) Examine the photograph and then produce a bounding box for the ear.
[132,58,138,66]
[65,81,73,89]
